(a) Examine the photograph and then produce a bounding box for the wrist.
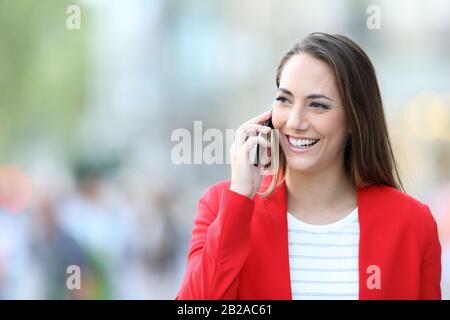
[229,185,254,199]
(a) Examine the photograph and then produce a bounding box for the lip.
[284,134,320,153]
[285,134,320,140]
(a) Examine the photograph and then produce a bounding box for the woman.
[176,33,441,300]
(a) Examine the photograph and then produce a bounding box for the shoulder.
[364,184,425,207]
[362,184,438,238]
[363,184,429,213]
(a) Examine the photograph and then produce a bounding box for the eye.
[309,102,329,110]
[275,96,290,104]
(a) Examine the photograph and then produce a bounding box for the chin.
[283,155,319,173]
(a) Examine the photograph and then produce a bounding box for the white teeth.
[288,136,319,148]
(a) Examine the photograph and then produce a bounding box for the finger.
[243,110,272,126]
[259,145,271,166]
[247,136,271,166]
[235,124,272,146]
[242,136,270,159]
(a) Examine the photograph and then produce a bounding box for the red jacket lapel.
[254,180,377,300]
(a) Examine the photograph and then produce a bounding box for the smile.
[286,135,320,152]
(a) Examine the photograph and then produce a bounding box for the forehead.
[279,53,338,97]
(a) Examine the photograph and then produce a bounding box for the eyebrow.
[277,87,334,102]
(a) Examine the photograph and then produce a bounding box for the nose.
[286,105,309,131]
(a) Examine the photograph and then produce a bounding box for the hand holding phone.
[253,111,273,167]
[229,110,272,198]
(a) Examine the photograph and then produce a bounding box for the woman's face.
[272,53,350,173]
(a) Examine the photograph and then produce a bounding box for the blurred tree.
[0,0,87,160]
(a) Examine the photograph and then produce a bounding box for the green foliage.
[0,0,87,160]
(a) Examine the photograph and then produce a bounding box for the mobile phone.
[253,115,273,167]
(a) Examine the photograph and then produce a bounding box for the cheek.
[271,107,286,129]
[317,113,348,142]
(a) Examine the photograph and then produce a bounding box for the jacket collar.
[257,175,376,299]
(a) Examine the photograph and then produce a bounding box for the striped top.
[287,207,359,300]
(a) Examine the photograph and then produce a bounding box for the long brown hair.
[258,32,404,197]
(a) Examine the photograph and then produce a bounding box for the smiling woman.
[176,33,442,300]
[269,33,403,198]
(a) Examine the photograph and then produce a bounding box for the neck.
[285,162,357,218]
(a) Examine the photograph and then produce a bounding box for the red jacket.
[176,178,441,300]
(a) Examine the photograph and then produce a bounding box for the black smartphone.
[253,115,273,167]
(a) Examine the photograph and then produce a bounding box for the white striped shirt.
[287,207,359,300]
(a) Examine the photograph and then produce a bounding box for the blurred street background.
[0,0,449,299]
